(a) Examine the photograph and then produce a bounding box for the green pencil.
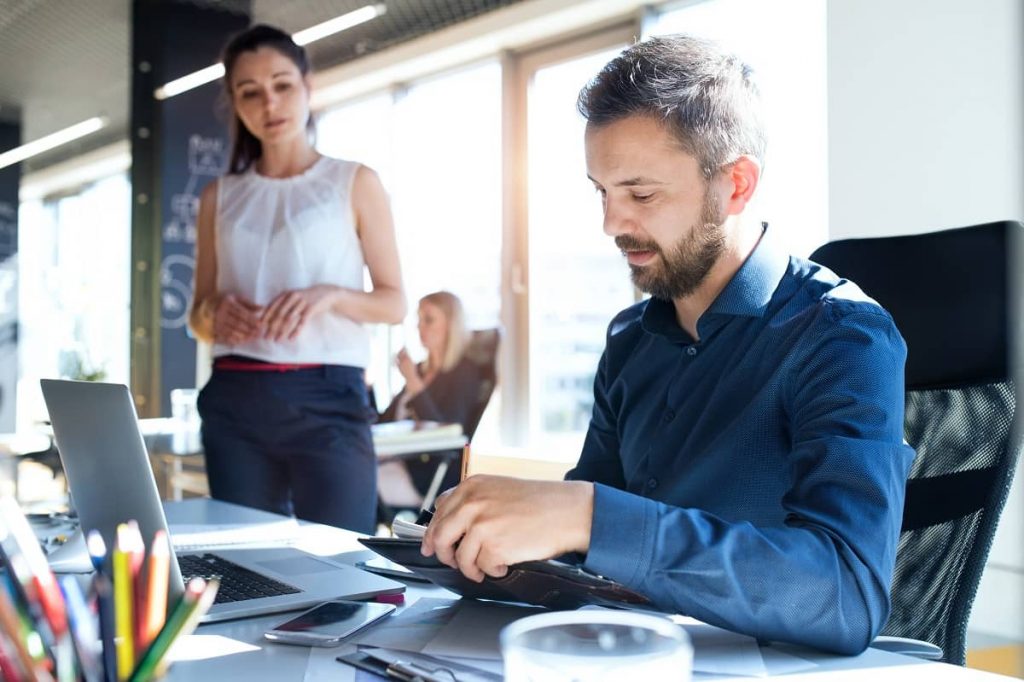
[128,578,217,682]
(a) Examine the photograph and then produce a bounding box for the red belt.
[214,356,324,372]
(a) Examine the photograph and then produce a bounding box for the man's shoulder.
[787,256,895,325]
[608,299,649,337]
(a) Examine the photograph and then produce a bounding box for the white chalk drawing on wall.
[160,135,224,328]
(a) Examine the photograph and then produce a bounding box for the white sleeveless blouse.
[212,156,370,367]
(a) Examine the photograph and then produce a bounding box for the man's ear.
[720,155,761,217]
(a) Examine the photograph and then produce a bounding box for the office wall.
[828,0,1024,640]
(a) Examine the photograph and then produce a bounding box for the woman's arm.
[188,181,262,345]
[342,165,407,323]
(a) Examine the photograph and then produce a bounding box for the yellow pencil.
[113,524,135,680]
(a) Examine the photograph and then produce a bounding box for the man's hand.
[261,285,337,342]
[213,294,263,345]
[420,476,594,582]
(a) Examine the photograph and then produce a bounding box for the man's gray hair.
[578,34,766,179]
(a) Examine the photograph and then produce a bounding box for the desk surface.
[162,499,1014,681]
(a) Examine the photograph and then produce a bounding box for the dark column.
[130,1,249,416]
[0,120,18,431]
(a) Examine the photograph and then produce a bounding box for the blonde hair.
[421,291,470,373]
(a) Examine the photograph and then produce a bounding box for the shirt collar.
[640,223,790,343]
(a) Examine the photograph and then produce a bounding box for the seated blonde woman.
[377,291,487,508]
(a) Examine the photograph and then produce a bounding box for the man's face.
[584,115,727,300]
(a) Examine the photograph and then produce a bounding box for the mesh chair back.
[810,221,1021,665]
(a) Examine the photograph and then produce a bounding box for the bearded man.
[422,34,914,656]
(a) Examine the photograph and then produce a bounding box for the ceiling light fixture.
[0,116,108,171]
[154,3,386,100]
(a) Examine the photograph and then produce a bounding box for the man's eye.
[632,193,654,203]
[240,91,258,99]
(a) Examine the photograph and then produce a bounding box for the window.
[522,40,635,454]
[18,173,132,430]
[317,62,503,420]
[646,0,829,256]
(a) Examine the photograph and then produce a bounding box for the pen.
[387,659,460,682]
[459,442,471,482]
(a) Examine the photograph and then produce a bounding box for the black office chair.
[810,220,1022,665]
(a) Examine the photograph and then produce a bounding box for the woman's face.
[229,47,310,146]
[417,301,449,358]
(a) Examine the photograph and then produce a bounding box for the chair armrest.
[871,635,944,660]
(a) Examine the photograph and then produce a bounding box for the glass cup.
[501,610,693,682]
[170,388,201,452]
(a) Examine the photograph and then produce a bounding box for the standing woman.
[189,24,405,533]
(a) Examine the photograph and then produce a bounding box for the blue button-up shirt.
[567,226,915,655]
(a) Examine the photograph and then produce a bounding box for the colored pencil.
[138,530,169,652]
[112,524,135,680]
[128,578,217,682]
[86,530,108,575]
[93,573,117,682]
[59,576,102,682]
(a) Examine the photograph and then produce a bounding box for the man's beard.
[615,190,726,300]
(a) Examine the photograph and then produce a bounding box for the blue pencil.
[60,576,102,682]
[93,573,117,682]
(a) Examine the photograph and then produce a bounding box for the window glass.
[18,173,131,430]
[526,46,634,454]
[647,0,829,256]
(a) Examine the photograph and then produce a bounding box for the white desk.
[143,419,467,501]
[160,499,1015,681]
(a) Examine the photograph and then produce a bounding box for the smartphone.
[356,556,429,582]
[263,600,395,647]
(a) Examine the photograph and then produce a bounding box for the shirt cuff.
[584,483,657,588]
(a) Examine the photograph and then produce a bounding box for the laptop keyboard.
[178,553,302,604]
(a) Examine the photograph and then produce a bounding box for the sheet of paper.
[421,600,543,661]
[304,642,355,682]
[680,621,767,677]
[759,645,818,676]
[391,517,426,539]
[169,519,302,551]
[353,597,461,652]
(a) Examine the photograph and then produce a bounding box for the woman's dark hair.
[220,24,315,174]
[578,34,766,180]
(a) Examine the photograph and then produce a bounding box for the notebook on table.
[360,533,651,611]
[40,379,405,623]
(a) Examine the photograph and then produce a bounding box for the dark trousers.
[197,365,377,534]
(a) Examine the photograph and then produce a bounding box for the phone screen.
[270,600,394,638]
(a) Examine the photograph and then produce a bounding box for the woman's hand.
[261,285,338,342]
[213,294,263,345]
[395,348,425,394]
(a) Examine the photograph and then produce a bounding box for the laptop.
[40,379,404,622]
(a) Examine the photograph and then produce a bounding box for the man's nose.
[602,197,634,237]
